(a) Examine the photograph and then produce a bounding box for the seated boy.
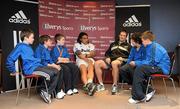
[128,31,170,104]
[6,28,60,103]
[51,33,80,95]
[35,35,65,99]
[120,32,145,87]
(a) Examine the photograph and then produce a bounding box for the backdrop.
[39,0,115,61]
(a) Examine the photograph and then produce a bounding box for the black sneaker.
[83,85,89,94]
[40,90,51,104]
[86,83,97,96]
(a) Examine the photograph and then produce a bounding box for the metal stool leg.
[121,80,124,90]
[27,78,33,97]
[162,78,167,98]
[44,79,48,94]
[169,77,177,101]
[34,77,39,93]
[16,79,22,105]
[145,77,151,102]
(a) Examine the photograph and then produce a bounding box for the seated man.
[128,31,170,104]
[95,30,131,95]
[73,32,96,96]
[6,28,61,103]
[120,32,145,86]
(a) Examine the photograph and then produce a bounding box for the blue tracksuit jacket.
[6,43,43,75]
[34,44,53,66]
[135,42,170,74]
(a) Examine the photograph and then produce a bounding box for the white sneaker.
[111,85,118,95]
[128,97,146,104]
[146,90,156,101]
[56,90,65,99]
[128,98,140,104]
[96,84,105,92]
[66,89,73,95]
[72,88,79,94]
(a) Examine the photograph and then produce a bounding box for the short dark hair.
[131,32,142,44]
[39,35,51,44]
[115,29,127,42]
[20,28,34,41]
[141,30,155,41]
[120,29,127,35]
[77,32,88,44]
[54,33,65,43]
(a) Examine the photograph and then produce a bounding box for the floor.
[0,81,179,109]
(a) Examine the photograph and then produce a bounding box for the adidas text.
[9,18,31,24]
[123,22,142,27]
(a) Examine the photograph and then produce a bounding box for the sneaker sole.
[128,99,140,104]
[67,93,73,96]
[73,92,79,94]
[96,87,105,92]
[56,96,64,99]
[111,91,117,95]
[146,90,156,102]
[40,91,50,103]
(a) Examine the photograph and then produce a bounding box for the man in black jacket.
[95,30,131,95]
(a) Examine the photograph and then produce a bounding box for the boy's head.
[39,35,52,47]
[141,31,155,47]
[130,32,142,47]
[55,33,65,46]
[20,28,34,44]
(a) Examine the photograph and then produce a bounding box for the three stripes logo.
[9,10,31,24]
[123,15,142,27]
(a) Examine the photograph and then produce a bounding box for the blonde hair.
[141,31,155,41]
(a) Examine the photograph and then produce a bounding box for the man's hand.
[129,61,136,67]
[117,57,123,61]
[105,58,111,64]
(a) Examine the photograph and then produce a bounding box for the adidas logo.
[123,15,142,27]
[9,10,31,24]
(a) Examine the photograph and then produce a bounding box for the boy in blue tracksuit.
[128,31,170,104]
[120,32,145,85]
[51,33,79,95]
[35,35,65,99]
[6,28,60,104]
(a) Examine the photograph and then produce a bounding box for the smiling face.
[80,35,89,44]
[130,39,136,47]
[119,31,127,42]
[130,38,141,48]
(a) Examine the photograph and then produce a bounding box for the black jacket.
[105,41,131,61]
